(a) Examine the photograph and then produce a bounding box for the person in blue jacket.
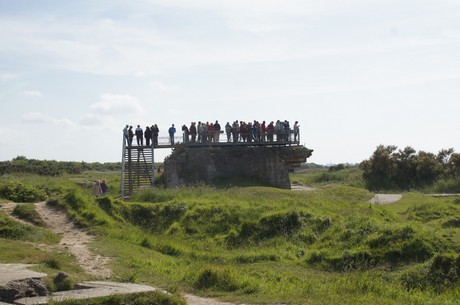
[168,124,176,145]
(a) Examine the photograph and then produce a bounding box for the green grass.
[12,203,47,226]
[1,170,459,304]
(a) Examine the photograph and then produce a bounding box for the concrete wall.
[163,145,313,189]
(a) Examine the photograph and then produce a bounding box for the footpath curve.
[0,202,238,305]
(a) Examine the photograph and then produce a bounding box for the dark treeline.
[360,145,460,191]
[0,156,121,176]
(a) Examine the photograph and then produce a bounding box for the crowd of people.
[123,124,160,147]
[123,120,300,146]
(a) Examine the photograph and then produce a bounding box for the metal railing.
[124,130,301,148]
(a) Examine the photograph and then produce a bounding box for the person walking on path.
[92,180,102,197]
[168,124,176,145]
[100,179,108,196]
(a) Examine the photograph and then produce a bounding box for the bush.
[0,209,36,241]
[194,267,242,292]
[401,254,460,292]
[181,206,239,235]
[442,217,460,228]
[0,181,47,203]
[306,250,378,272]
[126,203,187,233]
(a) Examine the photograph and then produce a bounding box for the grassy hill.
[1,168,459,304]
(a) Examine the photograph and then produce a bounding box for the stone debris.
[0,264,48,304]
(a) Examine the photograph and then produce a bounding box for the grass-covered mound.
[43,182,458,304]
[1,170,459,305]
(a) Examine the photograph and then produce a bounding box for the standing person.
[267,121,275,142]
[144,126,152,146]
[232,121,239,143]
[214,120,221,143]
[152,124,159,147]
[189,122,197,143]
[92,180,102,197]
[208,122,215,142]
[128,126,134,146]
[168,124,176,145]
[135,125,143,146]
[261,121,267,142]
[197,121,203,143]
[182,124,189,143]
[275,120,281,141]
[198,121,204,143]
[123,125,129,145]
[293,121,300,142]
[225,122,232,142]
[100,179,108,196]
[284,120,290,141]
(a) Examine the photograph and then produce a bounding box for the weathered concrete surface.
[164,145,313,189]
[0,265,46,287]
[15,281,158,305]
[369,194,402,204]
[0,264,48,304]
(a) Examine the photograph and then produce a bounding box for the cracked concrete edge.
[0,264,47,286]
[14,281,158,305]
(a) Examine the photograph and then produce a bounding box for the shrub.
[181,206,239,235]
[0,181,47,203]
[43,258,62,270]
[194,267,242,292]
[401,254,460,292]
[126,203,187,233]
[442,217,460,228]
[0,212,33,240]
[258,211,302,238]
[306,250,378,272]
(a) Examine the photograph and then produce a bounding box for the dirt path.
[34,201,112,279]
[1,202,238,305]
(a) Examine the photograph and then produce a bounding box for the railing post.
[121,134,126,199]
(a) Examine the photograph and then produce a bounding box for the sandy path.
[1,202,239,305]
[33,201,112,279]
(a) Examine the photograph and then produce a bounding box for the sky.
[1,0,459,165]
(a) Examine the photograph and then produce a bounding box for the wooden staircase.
[121,143,155,199]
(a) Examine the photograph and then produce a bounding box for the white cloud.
[79,114,105,126]
[21,112,76,127]
[90,94,145,115]
[0,73,18,81]
[22,112,56,124]
[23,90,43,97]
[150,81,177,92]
